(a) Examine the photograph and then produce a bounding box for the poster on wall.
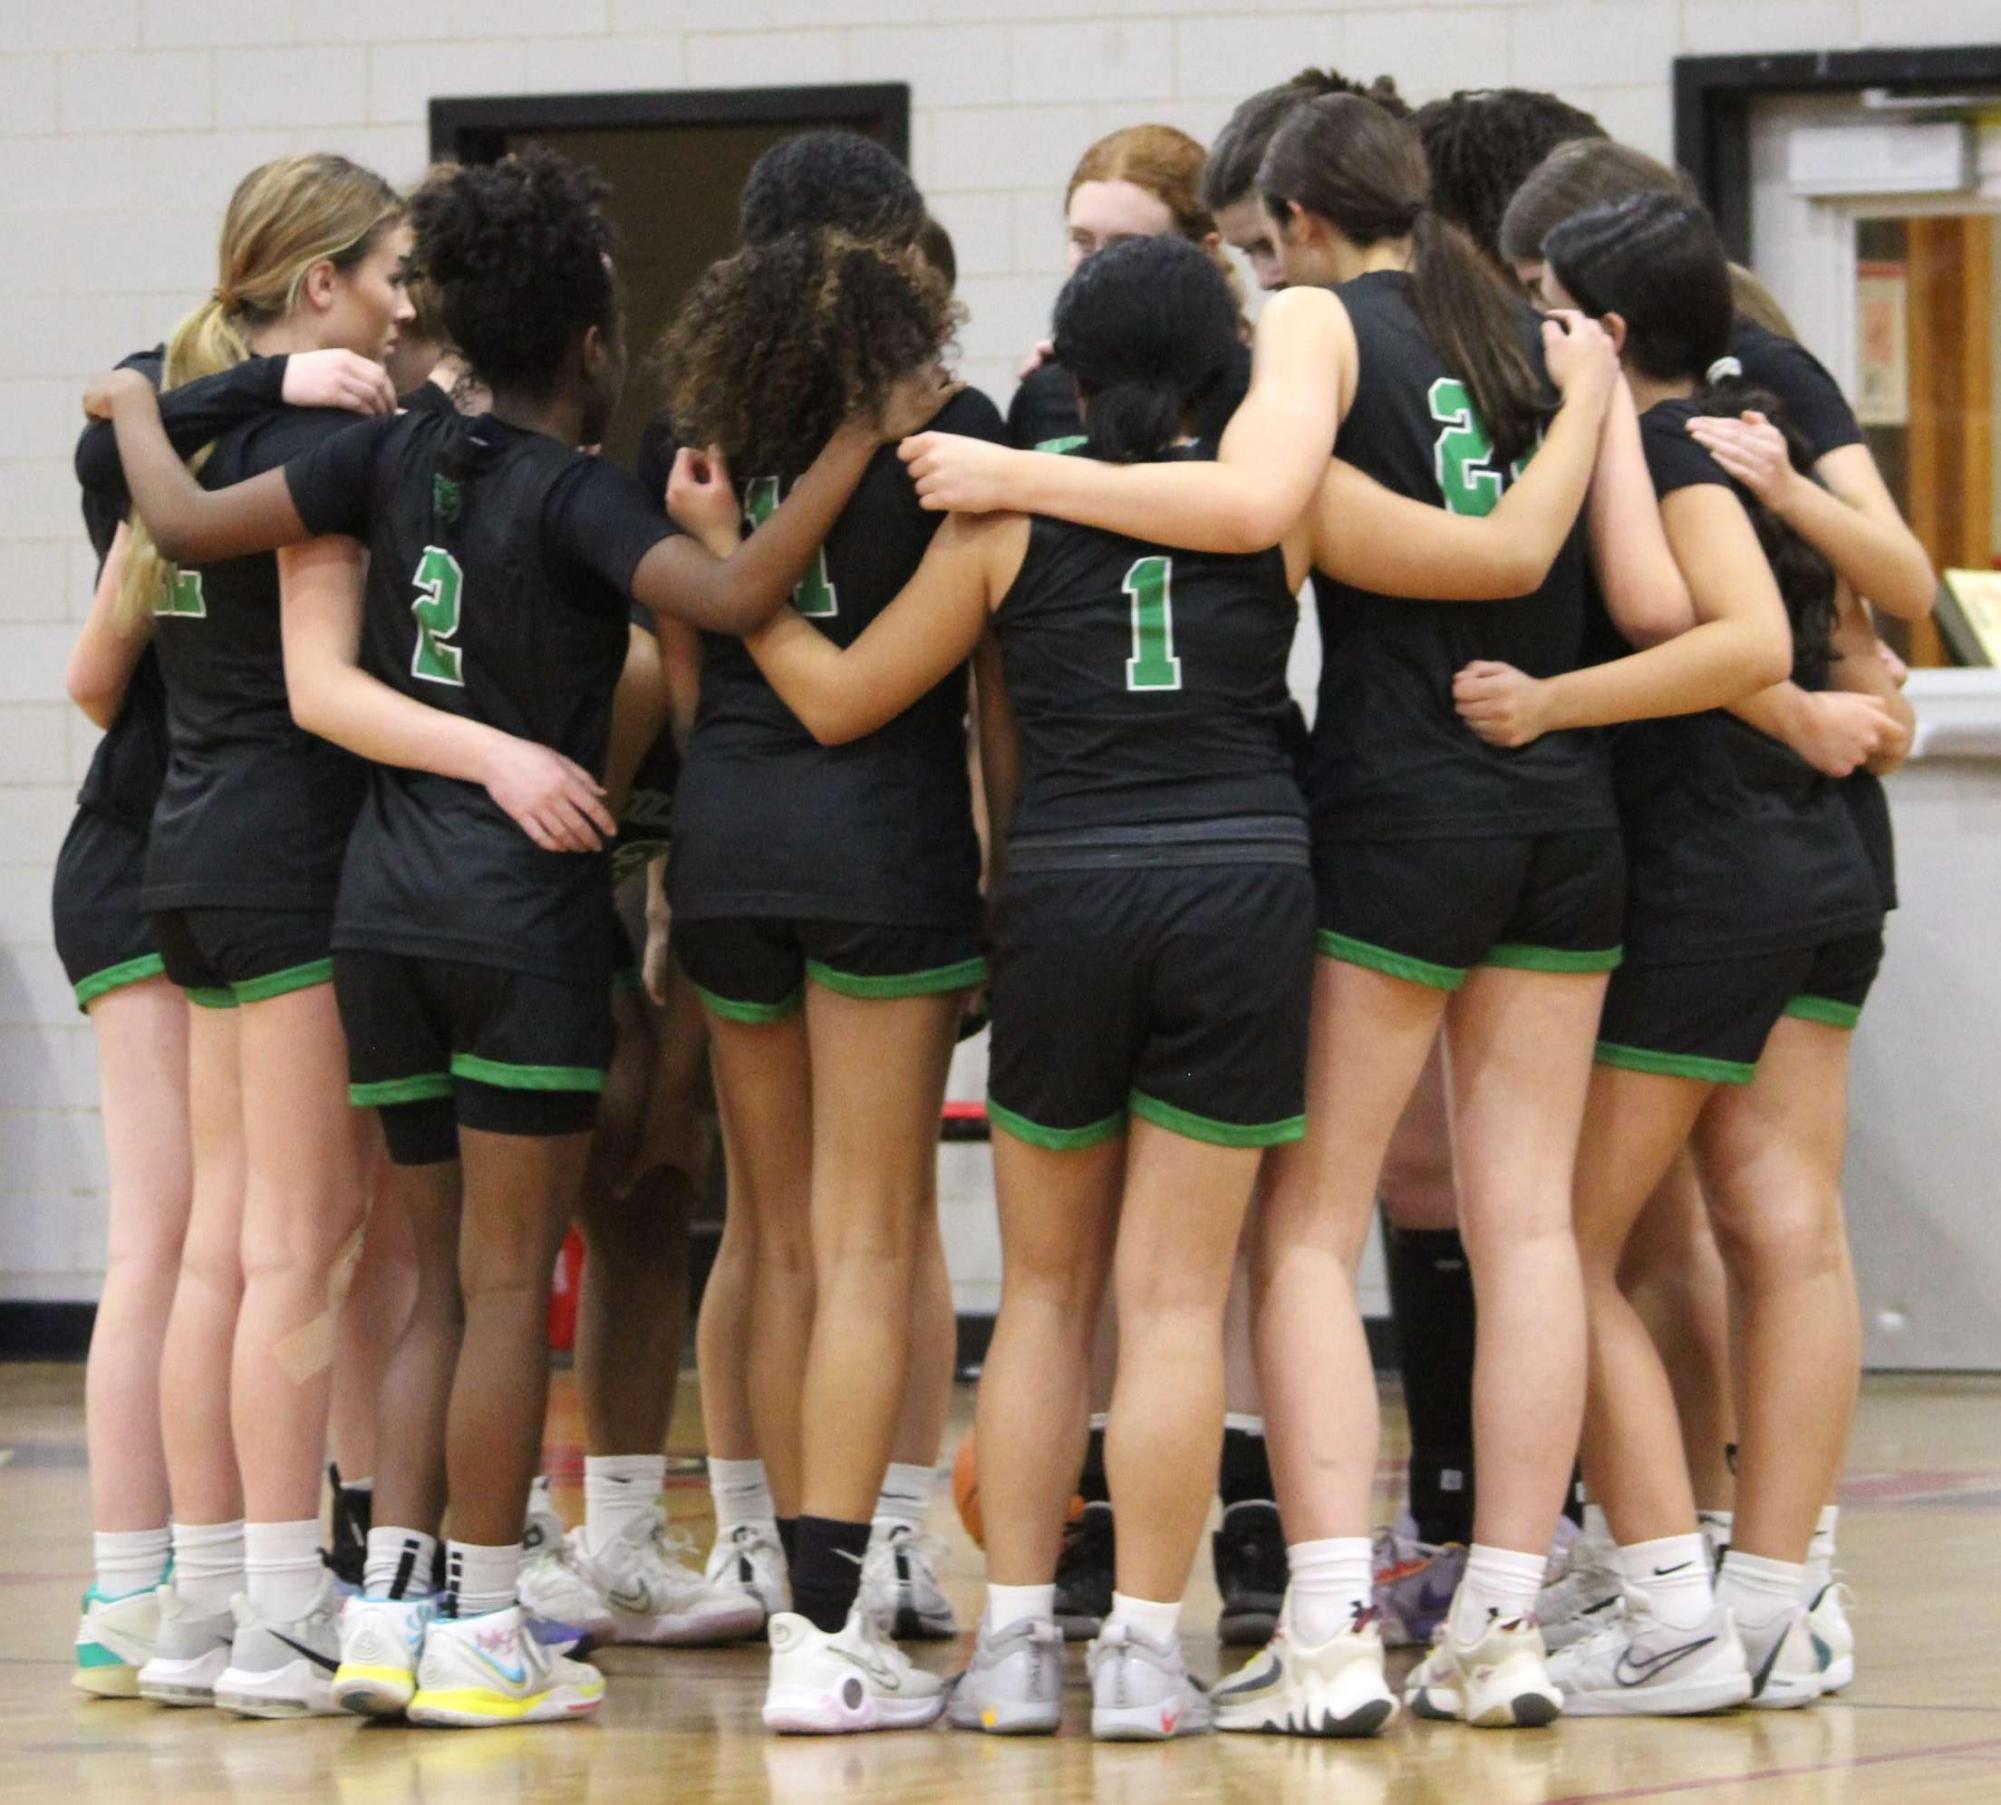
[1855,260,1908,427]
[1940,570,2001,668]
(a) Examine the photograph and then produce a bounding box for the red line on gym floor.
[1545,1735,2001,1803]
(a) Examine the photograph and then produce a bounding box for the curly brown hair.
[657,228,958,480]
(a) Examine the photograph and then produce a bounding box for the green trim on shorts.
[1594,1040,1756,1086]
[1783,994,1862,1030]
[184,985,238,1010]
[73,953,168,1011]
[805,955,989,1001]
[694,982,804,1025]
[987,1096,1127,1152]
[449,1053,606,1093]
[1484,943,1624,975]
[611,965,645,998]
[350,1073,453,1108]
[1128,1090,1307,1150]
[232,958,335,1005]
[1317,929,1465,992]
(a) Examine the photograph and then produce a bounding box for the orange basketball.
[952,1429,1085,1550]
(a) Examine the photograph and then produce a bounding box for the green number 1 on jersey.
[410,545,466,687]
[1123,555,1181,692]
[743,477,837,617]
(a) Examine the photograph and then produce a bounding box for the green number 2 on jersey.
[410,545,466,687]
[1428,376,1531,519]
[154,569,206,618]
[1123,555,1181,692]
[743,477,837,617]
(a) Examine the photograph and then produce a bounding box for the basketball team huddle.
[55,60,1928,1747]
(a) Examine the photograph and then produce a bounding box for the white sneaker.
[1547,1595,1751,1716]
[1088,1621,1212,1741]
[1214,1596,1397,1738]
[706,1520,790,1622]
[214,1572,344,1718]
[334,1595,435,1718]
[1537,1534,1622,1652]
[74,1580,162,1698]
[138,1580,235,1707]
[574,1511,765,1646]
[860,1524,957,1641]
[762,1606,947,1733]
[1808,1581,1854,1693]
[408,1604,604,1728]
[1406,1616,1563,1729]
[1742,1604,1827,1710]
[517,1488,615,1650]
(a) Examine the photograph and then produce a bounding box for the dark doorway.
[431,84,909,469]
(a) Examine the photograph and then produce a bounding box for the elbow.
[66,676,119,731]
[805,709,870,748]
[287,683,331,740]
[1217,491,1289,555]
[1875,562,1940,624]
[1749,634,1793,695]
[148,517,197,564]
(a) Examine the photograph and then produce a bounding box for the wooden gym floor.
[3,1365,1999,1804]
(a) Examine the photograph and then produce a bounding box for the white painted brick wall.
[0,0,1986,1306]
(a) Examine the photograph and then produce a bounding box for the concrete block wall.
[0,0,1985,1302]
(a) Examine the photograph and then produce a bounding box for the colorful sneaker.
[1372,1525,1467,1650]
[704,1521,790,1625]
[407,1604,604,1728]
[74,1580,163,1698]
[1212,1502,1288,1648]
[1546,1594,1750,1716]
[138,1581,235,1707]
[1053,1503,1114,1642]
[1536,1532,1621,1652]
[574,1512,764,1646]
[762,1605,948,1733]
[327,1463,371,1597]
[1743,1604,1827,1710]
[946,1615,1064,1735]
[517,1483,615,1651]
[861,1524,957,1642]
[1808,1581,1854,1693]
[334,1595,435,1718]
[1213,1599,1397,1738]
[214,1571,344,1718]
[1088,1621,1211,1741]
[1406,1616,1563,1729]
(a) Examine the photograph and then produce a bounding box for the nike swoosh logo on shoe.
[1616,1635,1717,1688]
[269,1631,340,1675]
[1653,1562,1694,1576]
[608,1587,654,1613]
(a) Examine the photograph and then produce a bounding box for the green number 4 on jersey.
[410,545,466,687]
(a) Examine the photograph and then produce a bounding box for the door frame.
[430,82,910,166]
[1674,45,2001,262]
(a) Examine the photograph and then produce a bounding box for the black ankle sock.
[1078,1426,1110,1507]
[792,1515,871,1633]
[1384,1217,1478,1546]
[776,1516,799,1567]
[1564,1466,1585,1528]
[1219,1423,1276,1508]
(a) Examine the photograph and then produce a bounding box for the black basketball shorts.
[151,905,335,1010]
[673,916,987,1024]
[52,810,164,1011]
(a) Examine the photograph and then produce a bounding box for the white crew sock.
[448,1540,522,1619]
[985,1582,1056,1633]
[1803,1506,1838,1601]
[1617,1533,1717,1634]
[1716,1549,1806,1636]
[1448,1543,1548,1642]
[243,1518,324,1619]
[1580,1503,1613,1552]
[583,1453,664,1558]
[94,1526,171,1599]
[708,1457,775,1534]
[872,1461,936,1537]
[1287,1536,1375,1645]
[171,1520,244,1614]
[363,1526,439,1600]
[1106,1590,1181,1645]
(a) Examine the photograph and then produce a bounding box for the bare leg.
[369,1158,463,1538]
[159,1005,246,1526]
[85,980,193,1534]
[889,1203,955,1473]
[329,1123,414,1483]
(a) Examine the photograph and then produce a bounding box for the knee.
[580,1185,684,1274]
[1711,1195,1846,1293]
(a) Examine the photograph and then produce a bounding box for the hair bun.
[1706,354,1743,382]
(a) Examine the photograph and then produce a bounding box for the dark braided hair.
[1413,88,1604,265]
[410,147,619,395]
[738,130,923,248]
[1200,67,1408,213]
[658,229,956,480]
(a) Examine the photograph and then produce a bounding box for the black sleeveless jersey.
[286,410,672,985]
[1614,402,1882,960]
[1311,270,1614,841]
[995,448,1303,840]
[666,385,1007,928]
[73,347,171,836]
